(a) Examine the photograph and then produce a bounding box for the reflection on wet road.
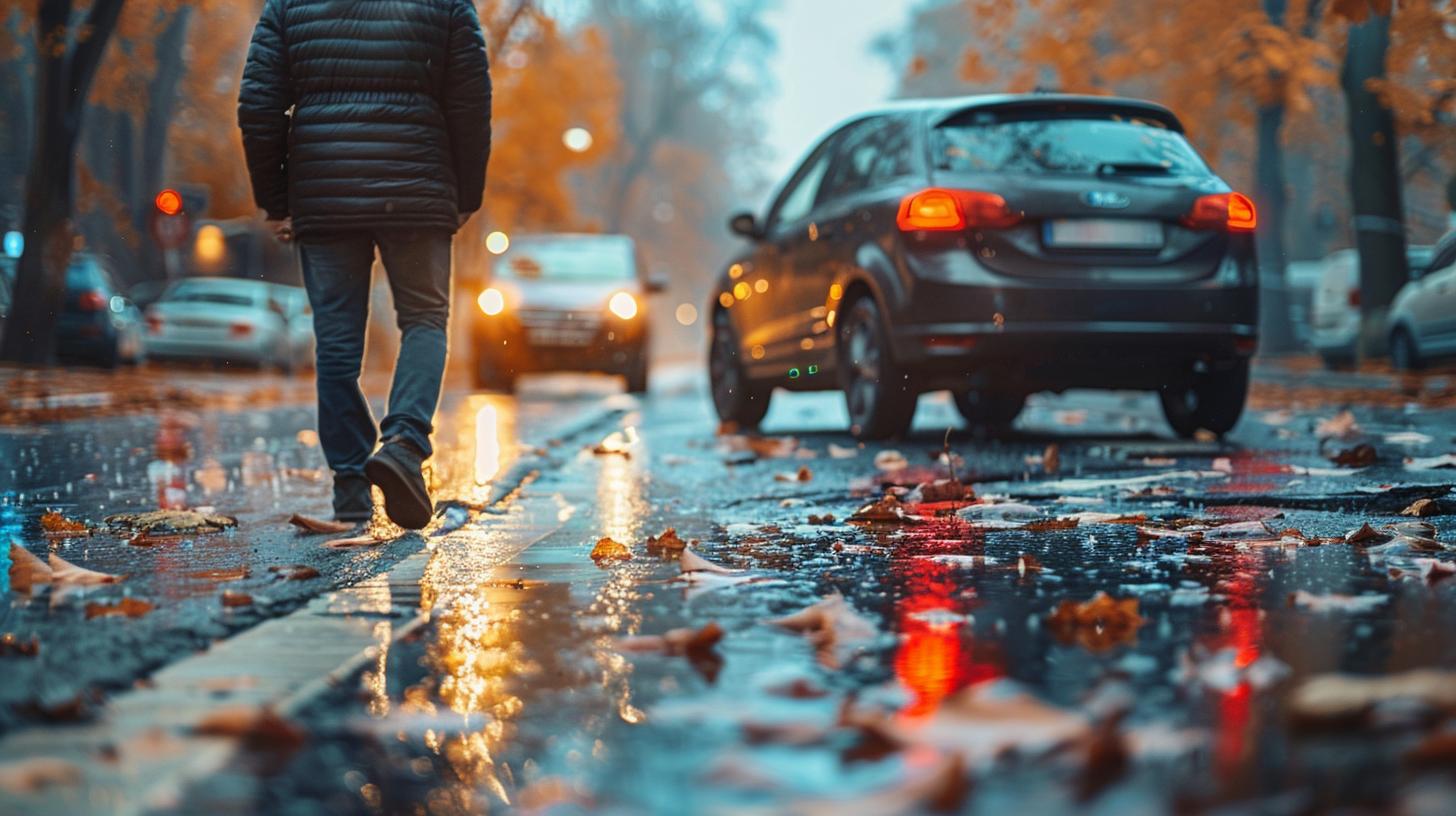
[248,377,1456,814]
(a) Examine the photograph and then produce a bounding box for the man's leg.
[375,230,452,456]
[364,229,451,529]
[298,232,378,520]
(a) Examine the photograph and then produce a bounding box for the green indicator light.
[808,365,819,375]
[788,368,801,379]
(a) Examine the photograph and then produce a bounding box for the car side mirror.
[645,274,670,295]
[729,212,764,241]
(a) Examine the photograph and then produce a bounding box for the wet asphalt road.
[8,364,1456,814]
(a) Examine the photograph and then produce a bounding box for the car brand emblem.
[1082,191,1132,209]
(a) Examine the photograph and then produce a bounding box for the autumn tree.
[1,0,127,365]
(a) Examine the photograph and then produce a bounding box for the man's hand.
[267,217,294,243]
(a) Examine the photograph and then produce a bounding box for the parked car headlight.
[608,291,639,320]
[478,287,506,316]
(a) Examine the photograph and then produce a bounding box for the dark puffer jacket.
[238,0,491,236]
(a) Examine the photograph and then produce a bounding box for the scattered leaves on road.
[680,547,742,575]
[289,513,355,534]
[1401,498,1444,517]
[1315,409,1362,440]
[1290,670,1456,728]
[105,509,237,535]
[873,450,909,471]
[770,593,878,668]
[1329,443,1378,468]
[774,465,814,483]
[645,528,689,555]
[324,534,385,549]
[84,597,154,620]
[188,567,251,582]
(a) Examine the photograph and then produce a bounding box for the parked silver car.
[144,278,314,372]
[1310,245,1434,368]
[1388,231,1456,370]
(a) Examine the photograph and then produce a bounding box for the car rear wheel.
[709,308,771,428]
[474,353,517,394]
[839,297,916,440]
[954,390,1025,434]
[1159,359,1249,439]
[1390,327,1422,372]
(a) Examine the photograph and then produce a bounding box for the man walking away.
[238,0,491,529]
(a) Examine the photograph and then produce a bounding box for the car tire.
[838,296,917,440]
[709,307,772,429]
[1390,327,1422,372]
[954,390,1025,434]
[474,353,517,394]
[1159,359,1250,439]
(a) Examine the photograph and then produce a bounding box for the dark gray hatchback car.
[709,94,1259,440]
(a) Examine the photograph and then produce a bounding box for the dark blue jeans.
[299,229,452,477]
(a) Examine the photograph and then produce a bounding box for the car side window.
[1431,240,1456,277]
[820,117,915,205]
[771,149,834,228]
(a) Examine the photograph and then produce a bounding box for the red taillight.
[1183,192,1257,233]
[897,189,1021,232]
[147,316,163,334]
[229,322,253,338]
[76,290,107,312]
[1348,288,1361,308]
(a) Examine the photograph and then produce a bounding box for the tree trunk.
[1254,101,1298,353]
[1340,13,1408,358]
[0,0,127,365]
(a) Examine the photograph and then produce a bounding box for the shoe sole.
[364,457,433,530]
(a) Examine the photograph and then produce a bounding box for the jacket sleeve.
[237,0,293,220]
[445,0,492,216]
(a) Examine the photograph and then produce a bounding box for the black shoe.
[364,437,433,530]
[333,474,374,523]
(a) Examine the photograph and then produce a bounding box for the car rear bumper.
[144,336,274,363]
[883,253,1258,392]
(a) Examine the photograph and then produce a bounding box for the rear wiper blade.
[1096,162,1174,176]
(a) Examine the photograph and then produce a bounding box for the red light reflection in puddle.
[892,551,1002,718]
[1206,450,1291,495]
[1204,552,1266,776]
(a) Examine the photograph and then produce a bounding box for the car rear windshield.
[496,239,636,283]
[164,280,265,307]
[933,112,1209,176]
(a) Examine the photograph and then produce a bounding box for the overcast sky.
[762,1,910,182]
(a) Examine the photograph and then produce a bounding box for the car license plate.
[1044,219,1163,249]
[528,328,592,347]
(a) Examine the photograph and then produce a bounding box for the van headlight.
[608,291,639,320]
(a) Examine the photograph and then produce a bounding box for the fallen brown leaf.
[0,633,40,658]
[8,542,52,592]
[1345,523,1392,546]
[764,678,830,699]
[1023,517,1079,533]
[591,536,632,563]
[194,706,306,754]
[105,509,236,535]
[40,511,88,536]
[807,513,836,525]
[268,564,320,581]
[911,478,974,504]
[1076,718,1130,802]
[1404,731,1456,769]
[644,528,688,555]
[774,465,814,483]
[850,493,920,524]
[680,547,741,575]
[1329,443,1378,468]
[618,621,724,657]
[1043,443,1061,475]
[1315,409,1362,440]
[49,553,121,586]
[0,757,83,794]
[188,567,250,582]
[770,594,878,668]
[221,591,254,608]
[324,534,383,549]
[1401,498,1442,518]
[1047,593,1143,652]
[84,597,154,620]
[289,513,354,534]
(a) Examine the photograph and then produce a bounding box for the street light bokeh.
[486,231,510,255]
[562,127,594,153]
